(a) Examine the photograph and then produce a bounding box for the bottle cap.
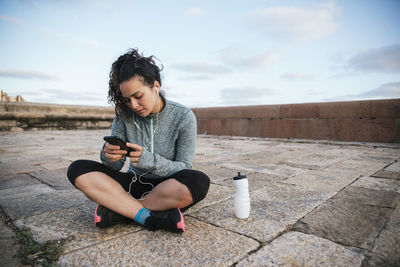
[233,172,247,180]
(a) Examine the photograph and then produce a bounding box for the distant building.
[0,90,26,102]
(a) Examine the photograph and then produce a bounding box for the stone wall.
[0,102,114,131]
[1,99,399,143]
[192,99,400,143]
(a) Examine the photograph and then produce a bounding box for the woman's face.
[119,76,161,117]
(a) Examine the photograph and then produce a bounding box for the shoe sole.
[94,205,102,227]
[177,208,186,232]
[96,206,185,232]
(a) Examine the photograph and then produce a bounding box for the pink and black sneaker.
[94,204,130,228]
[144,208,186,233]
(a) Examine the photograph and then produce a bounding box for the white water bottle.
[233,172,250,219]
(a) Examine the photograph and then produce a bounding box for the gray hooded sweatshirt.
[100,99,197,179]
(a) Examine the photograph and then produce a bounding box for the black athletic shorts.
[67,160,210,210]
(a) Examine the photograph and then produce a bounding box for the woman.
[67,48,210,233]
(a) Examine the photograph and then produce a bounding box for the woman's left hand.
[127,143,143,166]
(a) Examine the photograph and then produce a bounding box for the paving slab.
[185,183,233,215]
[372,170,400,180]
[14,202,142,253]
[371,202,400,264]
[190,182,332,242]
[324,160,390,177]
[237,231,364,267]
[227,149,307,167]
[190,163,247,182]
[276,151,349,170]
[0,185,88,220]
[352,176,400,194]
[373,160,400,180]
[0,219,24,267]
[193,142,237,164]
[220,162,306,180]
[211,171,283,191]
[282,169,359,193]
[294,201,391,251]
[196,162,295,187]
[340,185,400,208]
[1,130,399,265]
[294,185,399,250]
[362,253,399,267]
[0,173,41,190]
[57,217,260,267]
[385,160,400,172]
[0,183,54,200]
[0,160,43,176]
[39,160,72,170]
[351,151,399,164]
[29,167,73,190]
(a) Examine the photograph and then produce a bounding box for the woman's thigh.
[67,160,159,199]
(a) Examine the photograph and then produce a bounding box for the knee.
[67,160,85,186]
[67,160,96,190]
[170,169,210,204]
[164,179,192,202]
[67,160,103,190]
[177,182,194,204]
[181,170,210,202]
[194,171,210,202]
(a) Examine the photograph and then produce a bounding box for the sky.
[0,0,399,108]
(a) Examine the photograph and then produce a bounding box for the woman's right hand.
[103,143,128,162]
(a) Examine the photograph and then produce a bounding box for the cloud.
[0,69,60,81]
[355,82,400,98]
[219,86,274,105]
[280,72,314,81]
[323,82,400,102]
[39,29,100,47]
[218,47,280,69]
[179,74,217,81]
[186,7,205,16]
[171,62,232,75]
[52,32,100,47]
[306,89,323,96]
[252,1,339,42]
[0,15,24,26]
[21,87,106,105]
[347,43,400,73]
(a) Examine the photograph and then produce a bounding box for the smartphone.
[103,136,136,156]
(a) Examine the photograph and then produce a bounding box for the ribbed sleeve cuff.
[137,149,155,170]
[100,143,124,170]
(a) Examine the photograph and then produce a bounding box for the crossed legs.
[74,171,193,220]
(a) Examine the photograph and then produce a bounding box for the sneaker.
[94,204,130,228]
[144,208,186,233]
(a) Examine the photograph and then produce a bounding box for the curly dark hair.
[108,48,163,119]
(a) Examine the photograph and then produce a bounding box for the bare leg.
[75,171,142,219]
[139,179,193,211]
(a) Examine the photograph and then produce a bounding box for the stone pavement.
[0,129,399,266]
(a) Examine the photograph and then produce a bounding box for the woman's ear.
[153,81,160,94]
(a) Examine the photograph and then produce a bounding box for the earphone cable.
[128,94,162,200]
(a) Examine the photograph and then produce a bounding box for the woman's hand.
[127,143,143,167]
[103,143,128,162]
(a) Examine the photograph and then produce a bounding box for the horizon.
[1,91,398,110]
[1,0,399,108]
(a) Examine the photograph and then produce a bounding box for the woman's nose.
[129,99,139,109]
